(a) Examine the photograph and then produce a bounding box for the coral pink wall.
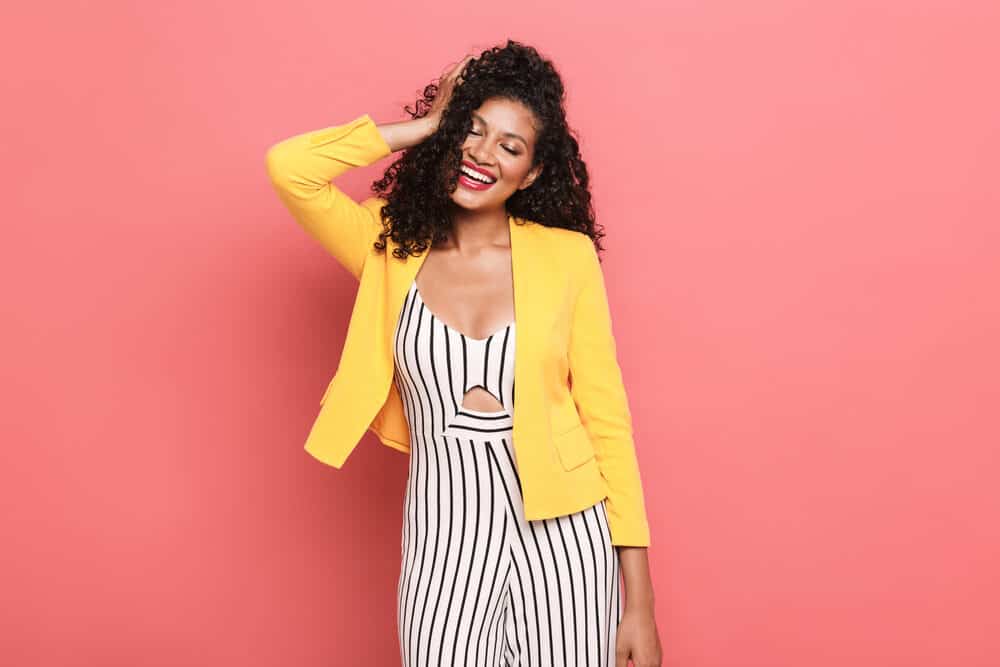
[2,1,998,665]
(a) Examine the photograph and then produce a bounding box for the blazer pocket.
[553,422,595,471]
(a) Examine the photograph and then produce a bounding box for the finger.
[439,60,461,79]
[447,61,467,80]
[453,54,474,77]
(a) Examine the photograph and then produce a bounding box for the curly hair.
[370,39,605,260]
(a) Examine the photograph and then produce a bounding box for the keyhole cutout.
[462,385,505,413]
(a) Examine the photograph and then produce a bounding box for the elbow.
[264,142,291,189]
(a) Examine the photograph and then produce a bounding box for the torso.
[412,240,515,412]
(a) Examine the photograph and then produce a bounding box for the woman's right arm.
[264,113,437,280]
[265,57,471,279]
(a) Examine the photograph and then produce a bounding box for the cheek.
[500,157,532,185]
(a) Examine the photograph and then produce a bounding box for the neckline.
[412,282,515,343]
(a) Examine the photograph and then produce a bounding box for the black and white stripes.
[393,280,622,667]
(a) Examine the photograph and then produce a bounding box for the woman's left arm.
[566,235,662,665]
[617,546,663,667]
[566,237,651,547]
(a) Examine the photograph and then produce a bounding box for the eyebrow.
[471,113,529,146]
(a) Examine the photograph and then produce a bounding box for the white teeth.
[460,165,496,184]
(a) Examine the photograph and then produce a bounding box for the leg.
[506,500,621,667]
[398,436,512,666]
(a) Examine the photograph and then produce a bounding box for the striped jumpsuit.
[392,280,623,667]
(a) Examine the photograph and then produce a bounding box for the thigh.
[397,433,515,667]
[505,500,622,667]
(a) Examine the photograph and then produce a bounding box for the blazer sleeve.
[567,239,652,547]
[264,113,393,281]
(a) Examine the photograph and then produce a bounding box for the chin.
[449,191,501,211]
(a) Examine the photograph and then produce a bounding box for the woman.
[266,40,661,667]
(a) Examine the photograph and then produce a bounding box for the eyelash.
[468,129,519,155]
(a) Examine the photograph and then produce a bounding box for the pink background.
[2,1,998,665]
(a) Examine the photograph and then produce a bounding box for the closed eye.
[468,129,520,155]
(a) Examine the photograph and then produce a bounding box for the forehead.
[472,97,540,144]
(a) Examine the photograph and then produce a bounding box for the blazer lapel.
[508,213,548,451]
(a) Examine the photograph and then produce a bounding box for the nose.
[466,137,493,166]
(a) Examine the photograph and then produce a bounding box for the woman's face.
[448,96,544,212]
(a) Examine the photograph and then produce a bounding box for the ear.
[519,163,543,190]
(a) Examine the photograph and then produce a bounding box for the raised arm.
[265,113,438,280]
[264,59,473,278]
[264,114,391,280]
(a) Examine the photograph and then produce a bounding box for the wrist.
[624,592,656,614]
[422,113,440,137]
[625,602,656,620]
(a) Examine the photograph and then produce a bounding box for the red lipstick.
[458,160,497,191]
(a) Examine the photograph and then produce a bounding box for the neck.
[445,204,511,251]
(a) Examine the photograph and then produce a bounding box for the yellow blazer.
[265,113,650,546]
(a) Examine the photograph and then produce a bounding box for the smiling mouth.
[457,163,497,191]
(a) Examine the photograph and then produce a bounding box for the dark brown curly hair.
[371,39,605,260]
